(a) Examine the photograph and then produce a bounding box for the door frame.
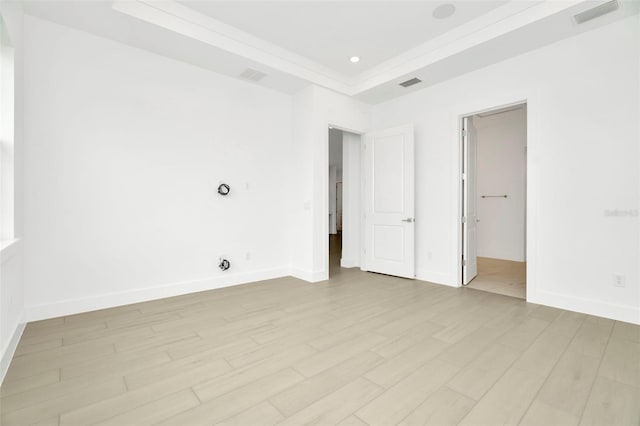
[324,124,364,278]
[454,93,537,302]
[461,116,479,285]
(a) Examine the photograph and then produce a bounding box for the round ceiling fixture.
[432,3,456,19]
[349,56,360,63]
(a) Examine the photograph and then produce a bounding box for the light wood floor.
[2,248,639,425]
[466,257,527,299]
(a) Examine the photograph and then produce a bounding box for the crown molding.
[112,0,358,93]
[112,1,622,98]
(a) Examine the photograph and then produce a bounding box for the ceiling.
[179,1,508,76]
[20,0,640,103]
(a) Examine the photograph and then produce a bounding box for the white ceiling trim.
[353,0,584,92]
[112,0,605,97]
[112,0,356,93]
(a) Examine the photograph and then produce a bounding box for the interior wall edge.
[339,258,359,268]
[289,268,327,283]
[416,268,457,287]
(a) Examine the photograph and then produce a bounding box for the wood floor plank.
[496,316,550,351]
[61,350,172,381]
[398,386,475,426]
[597,337,640,388]
[580,376,640,426]
[5,341,115,382]
[92,390,200,426]
[371,321,443,359]
[0,369,60,398]
[217,401,285,426]
[60,361,228,425]
[566,318,612,358]
[278,378,383,426]
[357,359,460,425]
[192,344,317,402]
[1,376,126,426]
[536,349,601,417]
[457,367,546,426]
[446,343,521,401]
[270,351,385,417]
[13,338,63,357]
[124,356,231,390]
[510,328,574,377]
[293,333,386,378]
[611,320,640,342]
[158,368,304,426]
[520,400,580,426]
[2,369,123,413]
[336,415,369,426]
[365,337,449,388]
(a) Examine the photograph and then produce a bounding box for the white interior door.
[363,124,415,279]
[462,117,478,284]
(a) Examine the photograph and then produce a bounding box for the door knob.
[402,218,414,223]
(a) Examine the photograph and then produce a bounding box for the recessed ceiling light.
[349,56,360,63]
[433,3,456,19]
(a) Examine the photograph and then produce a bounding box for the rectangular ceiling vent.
[399,77,422,88]
[239,68,267,82]
[573,0,618,24]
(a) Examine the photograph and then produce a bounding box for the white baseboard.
[340,257,359,268]
[289,268,327,283]
[416,268,457,287]
[1,320,26,385]
[530,290,640,325]
[26,267,290,322]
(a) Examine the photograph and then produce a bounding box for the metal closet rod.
[481,195,508,198]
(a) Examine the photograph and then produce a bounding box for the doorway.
[325,124,415,279]
[328,128,344,276]
[461,104,527,299]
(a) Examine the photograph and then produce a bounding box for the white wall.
[290,85,370,281]
[23,16,294,320]
[0,1,25,381]
[474,107,526,262]
[372,15,639,324]
[289,86,316,280]
[1,17,15,241]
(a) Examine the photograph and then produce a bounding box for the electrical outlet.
[613,274,626,288]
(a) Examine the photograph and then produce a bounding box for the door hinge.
[461,216,467,224]
[462,258,466,266]
[462,129,467,137]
